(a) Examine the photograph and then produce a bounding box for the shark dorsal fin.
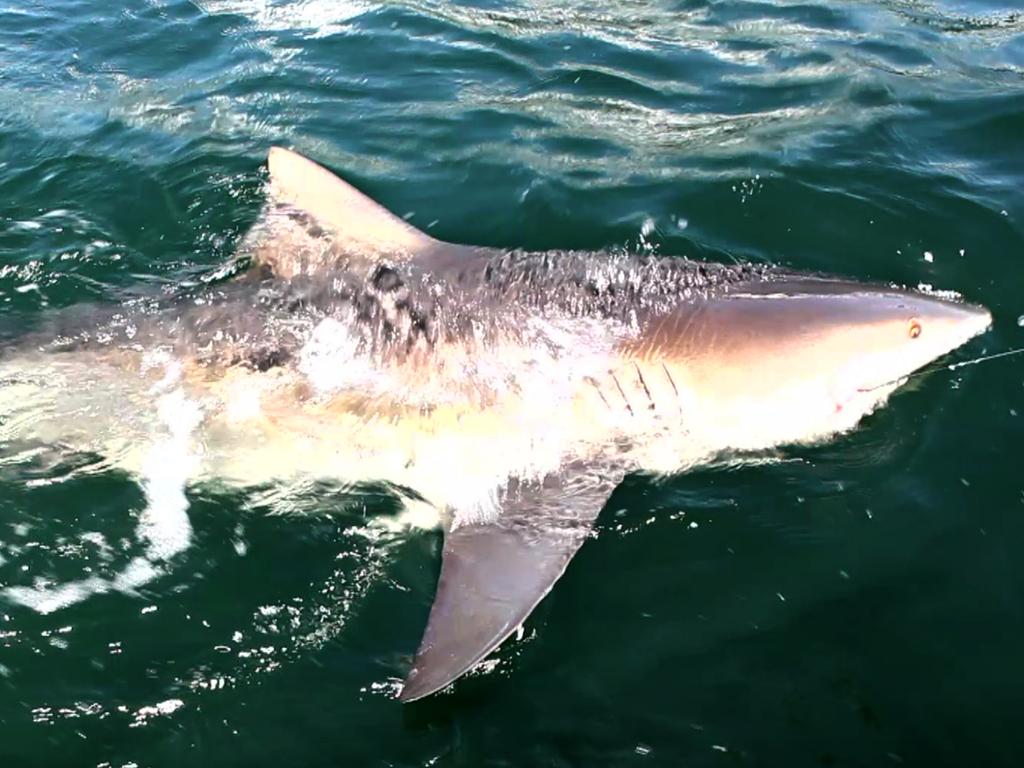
[260,147,437,274]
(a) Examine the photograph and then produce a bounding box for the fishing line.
[858,345,1024,394]
[945,346,1024,371]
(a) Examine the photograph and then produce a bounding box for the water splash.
[1,360,202,614]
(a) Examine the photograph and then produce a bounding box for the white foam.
[224,384,263,423]
[194,0,371,37]
[1,556,165,614]
[298,317,377,394]
[130,698,184,728]
[143,349,183,394]
[3,577,109,615]
[364,498,442,535]
[1,372,202,614]
[915,283,963,301]
[113,557,162,592]
[138,388,202,561]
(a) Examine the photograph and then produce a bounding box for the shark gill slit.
[585,375,612,411]
[661,361,682,413]
[610,371,634,415]
[633,362,655,410]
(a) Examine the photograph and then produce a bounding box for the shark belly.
[0,343,620,514]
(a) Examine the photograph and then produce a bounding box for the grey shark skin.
[0,147,992,703]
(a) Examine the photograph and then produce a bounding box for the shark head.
[648,276,992,451]
[805,282,991,406]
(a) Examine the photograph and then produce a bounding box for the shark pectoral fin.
[399,520,578,703]
[399,464,620,703]
[266,146,437,260]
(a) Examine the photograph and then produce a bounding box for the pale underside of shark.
[0,147,992,702]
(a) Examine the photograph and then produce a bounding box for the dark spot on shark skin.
[282,206,325,239]
[407,304,429,332]
[371,264,404,293]
[407,310,431,346]
[353,291,380,325]
[248,346,290,372]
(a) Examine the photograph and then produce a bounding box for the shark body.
[0,148,992,701]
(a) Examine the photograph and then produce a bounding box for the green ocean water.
[1,0,1023,765]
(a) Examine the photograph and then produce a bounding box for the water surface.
[1,1,1023,766]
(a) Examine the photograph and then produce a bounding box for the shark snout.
[956,301,993,339]
[910,293,992,352]
[854,290,994,397]
[824,291,992,416]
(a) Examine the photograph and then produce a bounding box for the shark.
[0,147,992,702]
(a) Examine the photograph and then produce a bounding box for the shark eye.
[908,320,922,339]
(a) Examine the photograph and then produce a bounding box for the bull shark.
[0,147,992,702]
